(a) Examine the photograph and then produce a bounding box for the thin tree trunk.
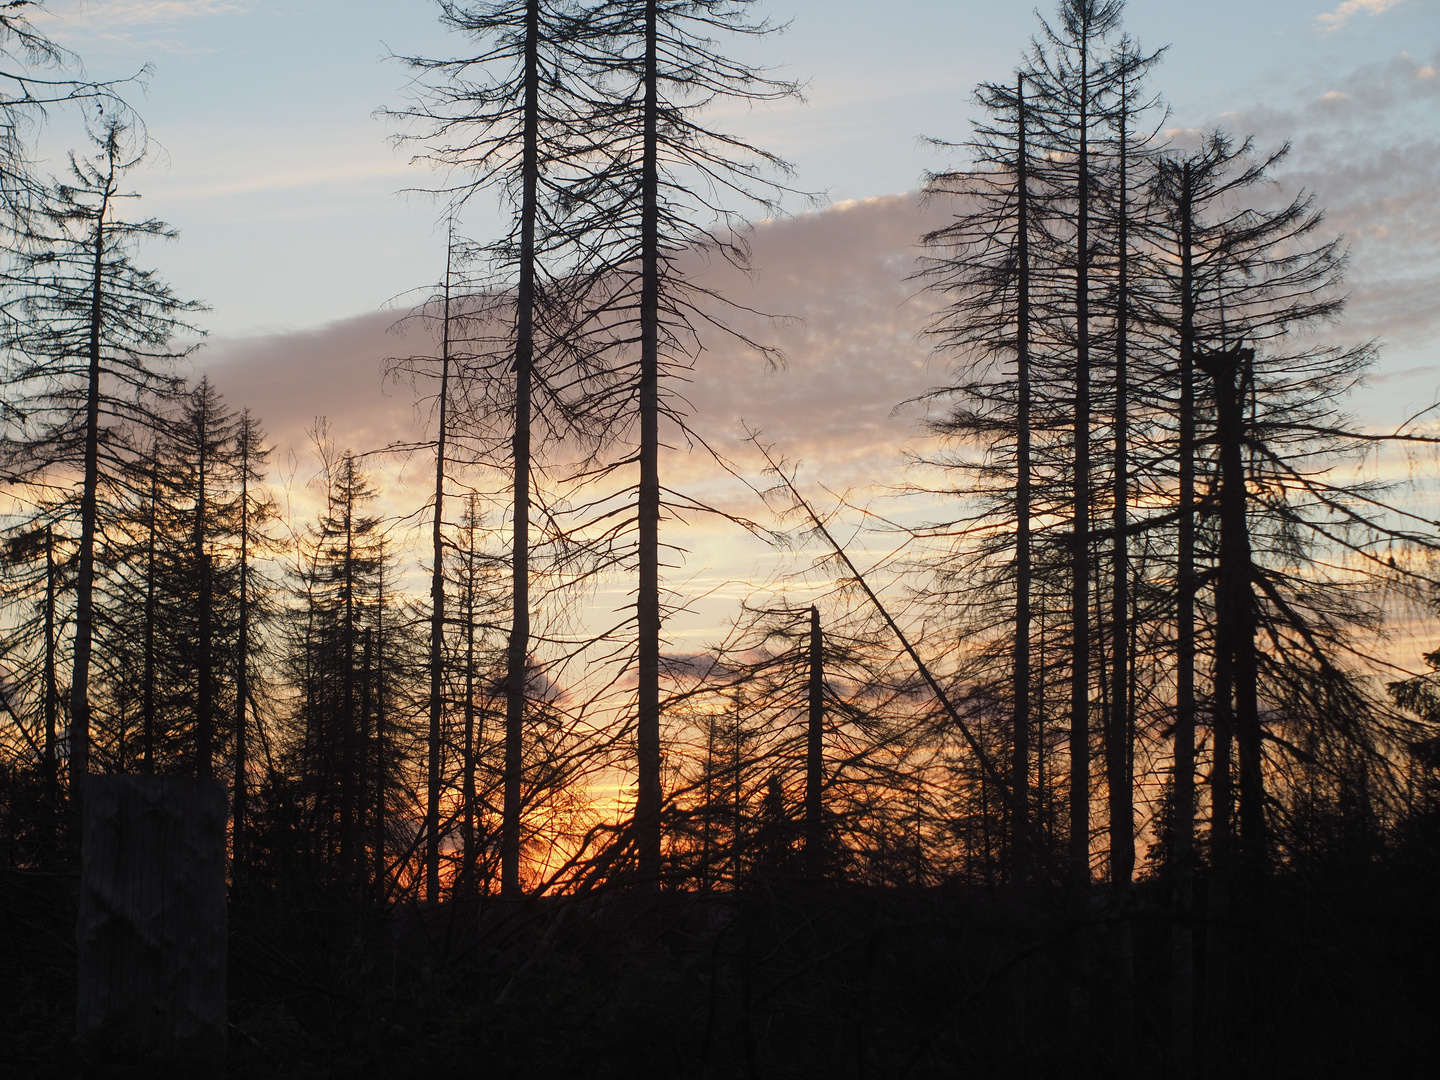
[1069,21,1093,899]
[427,228,454,905]
[635,0,664,884]
[462,502,478,895]
[1037,594,1048,854]
[43,524,58,800]
[195,400,214,781]
[1068,24,1094,1049]
[1108,88,1133,896]
[143,450,159,774]
[71,164,116,804]
[233,419,252,892]
[340,480,356,883]
[504,0,541,900]
[702,716,715,893]
[374,558,388,901]
[1013,74,1033,888]
[732,694,743,883]
[1208,664,1232,1080]
[805,605,824,874]
[359,628,373,893]
[1108,83,1135,1073]
[1173,161,1199,1080]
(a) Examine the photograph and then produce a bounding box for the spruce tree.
[0,120,203,798]
[583,0,799,882]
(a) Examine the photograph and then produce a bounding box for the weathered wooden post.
[77,774,227,1070]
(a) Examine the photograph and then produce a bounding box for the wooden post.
[77,775,227,1070]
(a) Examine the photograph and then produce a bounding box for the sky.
[28,0,1436,336]
[23,0,1440,655]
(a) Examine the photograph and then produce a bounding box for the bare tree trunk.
[635,0,664,885]
[359,628,373,894]
[1173,161,1198,1080]
[1068,24,1094,1050]
[701,716,715,892]
[142,451,159,775]
[731,694,743,883]
[427,228,454,905]
[504,0,541,900]
[462,505,478,895]
[233,420,252,893]
[805,605,824,874]
[1205,341,1264,1077]
[339,484,357,884]
[1207,665,1232,1080]
[43,524,58,800]
[1069,16,1093,899]
[71,168,116,804]
[374,561,388,902]
[1216,351,1264,877]
[194,402,214,781]
[1108,84,1135,1073]
[1013,74,1033,888]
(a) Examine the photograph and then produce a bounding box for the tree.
[0,120,203,799]
[0,5,137,244]
[579,0,799,882]
[392,0,622,898]
[913,0,1436,1064]
[0,514,68,855]
[445,492,506,895]
[1134,133,1435,1069]
[230,409,276,890]
[282,444,397,892]
[426,225,457,904]
[170,377,245,780]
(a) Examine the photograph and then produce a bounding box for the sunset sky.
[29,0,1440,652]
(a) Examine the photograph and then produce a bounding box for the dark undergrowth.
[4,853,1439,1079]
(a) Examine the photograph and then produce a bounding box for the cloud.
[196,136,1437,514]
[187,99,1440,646]
[153,156,413,202]
[1209,50,1440,350]
[195,308,442,542]
[52,1,251,28]
[36,0,252,53]
[191,195,956,596]
[199,310,419,457]
[1316,0,1407,34]
[192,28,1440,510]
[670,194,951,495]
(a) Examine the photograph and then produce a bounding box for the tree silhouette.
[576,0,800,882]
[0,120,203,799]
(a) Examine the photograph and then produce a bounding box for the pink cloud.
[1316,0,1406,35]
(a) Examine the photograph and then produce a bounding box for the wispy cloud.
[152,156,416,202]
[58,1,252,28]
[36,1,252,53]
[1316,0,1407,35]
[1179,46,1440,395]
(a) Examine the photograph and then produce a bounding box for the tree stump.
[76,775,227,1070]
